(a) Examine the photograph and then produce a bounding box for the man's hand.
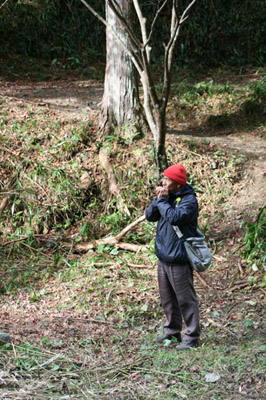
[156,186,169,198]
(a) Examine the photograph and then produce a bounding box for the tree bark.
[100,0,147,139]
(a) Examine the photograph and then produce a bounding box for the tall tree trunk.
[100,0,146,139]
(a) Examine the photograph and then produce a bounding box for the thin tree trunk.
[156,110,168,174]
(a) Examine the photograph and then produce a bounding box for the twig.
[194,271,211,289]
[2,237,30,246]
[212,254,227,262]
[207,318,237,337]
[21,241,35,255]
[0,145,22,158]
[25,175,48,196]
[54,316,115,325]
[178,145,209,160]
[127,263,153,269]
[0,196,9,215]
[237,262,244,277]
[230,282,251,292]
[0,0,9,10]
[2,234,42,247]
[29,351,65,371]
[93,262,116,267]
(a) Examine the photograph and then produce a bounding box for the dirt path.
[195,132,266,218]
[0,79,102,117]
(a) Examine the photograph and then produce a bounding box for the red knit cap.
[163,164,187,185]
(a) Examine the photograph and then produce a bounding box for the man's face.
[162,176,181,193]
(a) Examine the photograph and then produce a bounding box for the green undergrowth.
[241,205,266,268]
[0,309,265,399]
[170,72,266,134]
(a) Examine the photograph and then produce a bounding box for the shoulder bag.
[172,225,212,272]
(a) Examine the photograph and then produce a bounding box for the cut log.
[64,215,146,253]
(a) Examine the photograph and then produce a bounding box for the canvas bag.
[172,226,212,272]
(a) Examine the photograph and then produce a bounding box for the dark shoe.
[0,332,11,345]
[176,340,199,351]
[156,333,181,344]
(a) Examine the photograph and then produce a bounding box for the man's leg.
[167,263,200,342]
[157,261,182,336]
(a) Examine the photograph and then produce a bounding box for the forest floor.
[0,67,265,399]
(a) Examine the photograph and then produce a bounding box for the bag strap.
[172,225,184,239]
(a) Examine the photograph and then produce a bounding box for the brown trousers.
[157,260,200,341]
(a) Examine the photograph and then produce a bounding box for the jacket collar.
[171,184,195,199]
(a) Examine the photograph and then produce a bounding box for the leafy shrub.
[241,206,266,269]
[0,0,105,67]
[0,0,265,69]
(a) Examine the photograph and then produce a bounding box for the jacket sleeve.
[145,198,161,222]
[156,195,197,225]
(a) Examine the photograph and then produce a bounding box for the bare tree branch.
[146,0,168,46]
[161,0,196,104]
[0,0,9,10]
[168,0,196,69]
[132,0,150,61]
[115,215,145,241]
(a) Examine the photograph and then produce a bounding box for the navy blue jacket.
[145,184,198,265]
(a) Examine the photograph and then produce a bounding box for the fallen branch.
[115,215,146,240]
[1,233,51,247]
[194,271,211,289]
[127,263,153,269]
[2,237,31,247]
[237,262,244,277]
[207,318,237,337]
[99,147,119,195]
[29,351,65,371]
[54,317,115,326]
[230,282,251,292]
[64,215,146,253]
[0,0,9,11]
[68,240,142,253]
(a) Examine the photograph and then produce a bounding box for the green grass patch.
[1,319,265,399]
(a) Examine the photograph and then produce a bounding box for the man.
[145,163,200,350]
